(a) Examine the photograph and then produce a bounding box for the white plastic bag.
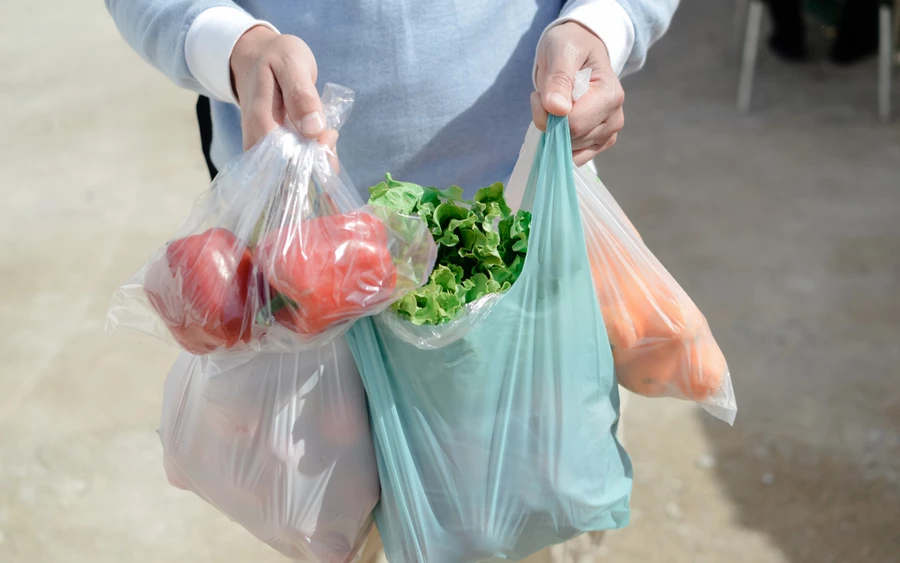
[158,342,379,561]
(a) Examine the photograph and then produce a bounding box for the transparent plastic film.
[158,341,378,562]
[107,83,436,355]
[503,71,736,425]
[576,170,736,424]
[345,113,631,562]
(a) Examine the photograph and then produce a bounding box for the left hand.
[533,21,625,166]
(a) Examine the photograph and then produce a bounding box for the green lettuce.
[368,174,531,325]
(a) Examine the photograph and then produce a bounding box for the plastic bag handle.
[321,83,355,131]
[573,68,591,102]
[281,83,355,139]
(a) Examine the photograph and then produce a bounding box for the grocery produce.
[255,211,398,335]
[368,174,530,325]
[144,228,254,354]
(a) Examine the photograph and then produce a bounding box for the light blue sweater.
[106,0,677,195]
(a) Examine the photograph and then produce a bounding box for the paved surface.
[1,1,898,562]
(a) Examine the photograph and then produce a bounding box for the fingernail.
[548,93,571,111]
[299,112,326,136]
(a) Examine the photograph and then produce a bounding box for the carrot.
[582,196,727,403]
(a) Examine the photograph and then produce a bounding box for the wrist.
[549,0,635,76]
[560,21,611,63]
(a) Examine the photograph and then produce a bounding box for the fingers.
[573,146,601,167]
[530,91,548,132]
[570,106,624,151]
[535,83,624,153]
[533,22,627,160]
[536,40,581,117]
[569,77,623,133]
[269,38,324,138]
[572,132,618,166]
[241,69,280,150]
[318,129,340,174]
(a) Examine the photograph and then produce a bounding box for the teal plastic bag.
[346,115,632,562]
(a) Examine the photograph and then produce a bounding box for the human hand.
[532,21,625,166]
[230,26,331,150]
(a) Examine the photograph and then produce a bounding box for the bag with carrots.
[575,169,736,423]
[107,84,436,355]
[508,72,736,424]
[158,341,378,561]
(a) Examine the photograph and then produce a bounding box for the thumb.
[273,53,325,138]
[540,46,580,117]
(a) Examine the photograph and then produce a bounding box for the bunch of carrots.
[584,206,728,402]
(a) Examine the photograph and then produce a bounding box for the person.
[107,1,677,193]
[763,0,879,64]
[106,1,677,560]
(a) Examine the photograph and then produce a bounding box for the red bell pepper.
[256,212,397,335]
[144,228,255,354]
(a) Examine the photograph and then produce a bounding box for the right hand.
[230,26,330,150]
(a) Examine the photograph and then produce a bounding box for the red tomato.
[144,228,254,354]
[256,212,397,335]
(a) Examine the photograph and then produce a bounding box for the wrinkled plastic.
[376,291,503,350]
[158,342,378,562]
[576,170,736,423]
[107,84,436,355]
[345,114,632,563]
[507,72,736,425]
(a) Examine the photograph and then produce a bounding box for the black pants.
[196,95,219,181]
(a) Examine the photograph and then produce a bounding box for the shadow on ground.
[701,417,900,563]
[606,1,900,561]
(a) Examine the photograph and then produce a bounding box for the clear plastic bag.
[376,286,503,350]
[345,114,632,562]
[107,84,436,355]
[158,342,378,562]
[575,169,737,424]
[507,71,736,425]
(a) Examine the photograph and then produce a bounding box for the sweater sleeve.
[104,0,274,102]
[539,0,679,78]
[553,0,636,76]
[605,0,679,75]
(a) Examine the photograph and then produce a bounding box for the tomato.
[256,212,397,335]
[144,228,254,354]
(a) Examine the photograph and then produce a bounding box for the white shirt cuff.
[534,0,636,84]
[185,7,279,104]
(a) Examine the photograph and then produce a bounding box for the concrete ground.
[1,1,898,562]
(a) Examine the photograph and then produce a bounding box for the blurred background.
[1,0,898,562]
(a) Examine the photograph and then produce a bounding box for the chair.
[735,0,897,122]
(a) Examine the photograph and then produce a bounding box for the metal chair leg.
[878,3,893,122]
[733,0,750,58]
[738,0,765,113]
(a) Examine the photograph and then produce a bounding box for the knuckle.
[273,34,305,55]
[261,50,284,72]
[610,83,625,106]
[605,133,618,150]
[547,70,574,90]
[609,111,625,133]
[569,118,589,139]
[284,84,317,110]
